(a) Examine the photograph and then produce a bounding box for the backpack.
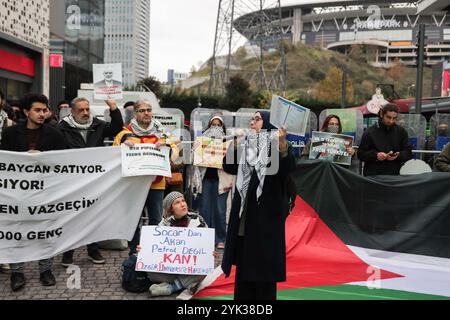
[121,255,152,293]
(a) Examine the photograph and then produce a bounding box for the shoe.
[216,242,225,250]
[187,282,201,295]
[61,252,74,268]
[40,270,56,287]
[1,264,11,273]
[10,273,26,292]
[87,250,105,264]
[149,282,174,297]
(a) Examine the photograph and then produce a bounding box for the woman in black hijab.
[222,110,296,300]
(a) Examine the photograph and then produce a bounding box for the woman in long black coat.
[221,111,296,300]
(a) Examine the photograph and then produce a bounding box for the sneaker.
[61,252,74,268]
[40,270,56,287]
[216,242,225,249]
[10,272,26,292]
[87,250,105,264]
[149,282,173,297]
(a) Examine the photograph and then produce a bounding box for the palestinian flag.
[192,161,450,300]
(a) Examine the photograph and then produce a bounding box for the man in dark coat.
[58,97,123,149]
[358,104,412,176]
[58,97,123,267]
[221,111,296,300]
[1,93,66,292]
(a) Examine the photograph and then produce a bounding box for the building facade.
[418,0,450,14]
[235,0,450,67]
[49,0,105,104]
[167,69,189,86]
[104,0,150,87]
[0,0,50,100]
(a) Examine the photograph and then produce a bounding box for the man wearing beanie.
[137,192,209,297]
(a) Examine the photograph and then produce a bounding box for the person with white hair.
[113,100,179,256]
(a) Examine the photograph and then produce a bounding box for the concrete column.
[292,8,303,44]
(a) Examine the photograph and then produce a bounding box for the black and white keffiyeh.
[63,114,94,143]
[0,110,8,141]
[236,129,277,217]
[130,118,166,137]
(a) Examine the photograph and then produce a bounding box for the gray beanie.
[163,192,184,216]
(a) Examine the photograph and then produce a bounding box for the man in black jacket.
[58,97,123,267]
[358,104,412,176]
[1,93,67,292]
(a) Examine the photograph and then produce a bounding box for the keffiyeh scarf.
[236,129,277,218]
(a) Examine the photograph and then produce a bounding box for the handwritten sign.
[136,226,215,275]
[121,144,171,177]
[193,137,231,169]
[309,131,354,166]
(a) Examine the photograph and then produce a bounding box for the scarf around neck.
[192,125,226,197]
[236,129,276,217]
[0,109,8,127]
[130,118,166,137]
[63,114,94,143]
[63,114,94,130]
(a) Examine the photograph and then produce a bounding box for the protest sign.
[93,63,123,100]
[270,95,310,136]
[193,137,231,169]
[153,113,182,138]
[309,131,354,166]
[136,226,215,276]
[121,144,172,178]
[0,147,150,264]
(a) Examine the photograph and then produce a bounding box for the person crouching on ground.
[137,192,217,297]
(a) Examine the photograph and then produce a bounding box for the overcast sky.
[149,0,219,82]
[149,1,318,82]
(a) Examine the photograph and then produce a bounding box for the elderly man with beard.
[58,97,123,267]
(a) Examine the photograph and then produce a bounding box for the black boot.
[40,270,56,287]
[61,251,74,268]
[10,272,26,292]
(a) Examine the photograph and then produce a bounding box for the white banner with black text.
[0,147,152,264]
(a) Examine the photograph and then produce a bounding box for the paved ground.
[0,248,223,300]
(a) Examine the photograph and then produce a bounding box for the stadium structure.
[234,0,450,66]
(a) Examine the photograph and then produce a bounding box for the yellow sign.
[193,137,231,169]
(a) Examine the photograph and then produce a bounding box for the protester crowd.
[0,89,449,300]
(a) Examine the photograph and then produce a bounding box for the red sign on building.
[0,49,35,77]
[49,54,64,68]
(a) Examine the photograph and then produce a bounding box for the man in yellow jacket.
[113,100,179,256]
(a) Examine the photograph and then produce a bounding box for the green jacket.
[435,143,450,172]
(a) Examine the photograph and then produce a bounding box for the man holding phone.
[358,104,412,176]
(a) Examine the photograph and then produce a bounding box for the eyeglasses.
[250,117,262,122]
[135,108,152,114]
